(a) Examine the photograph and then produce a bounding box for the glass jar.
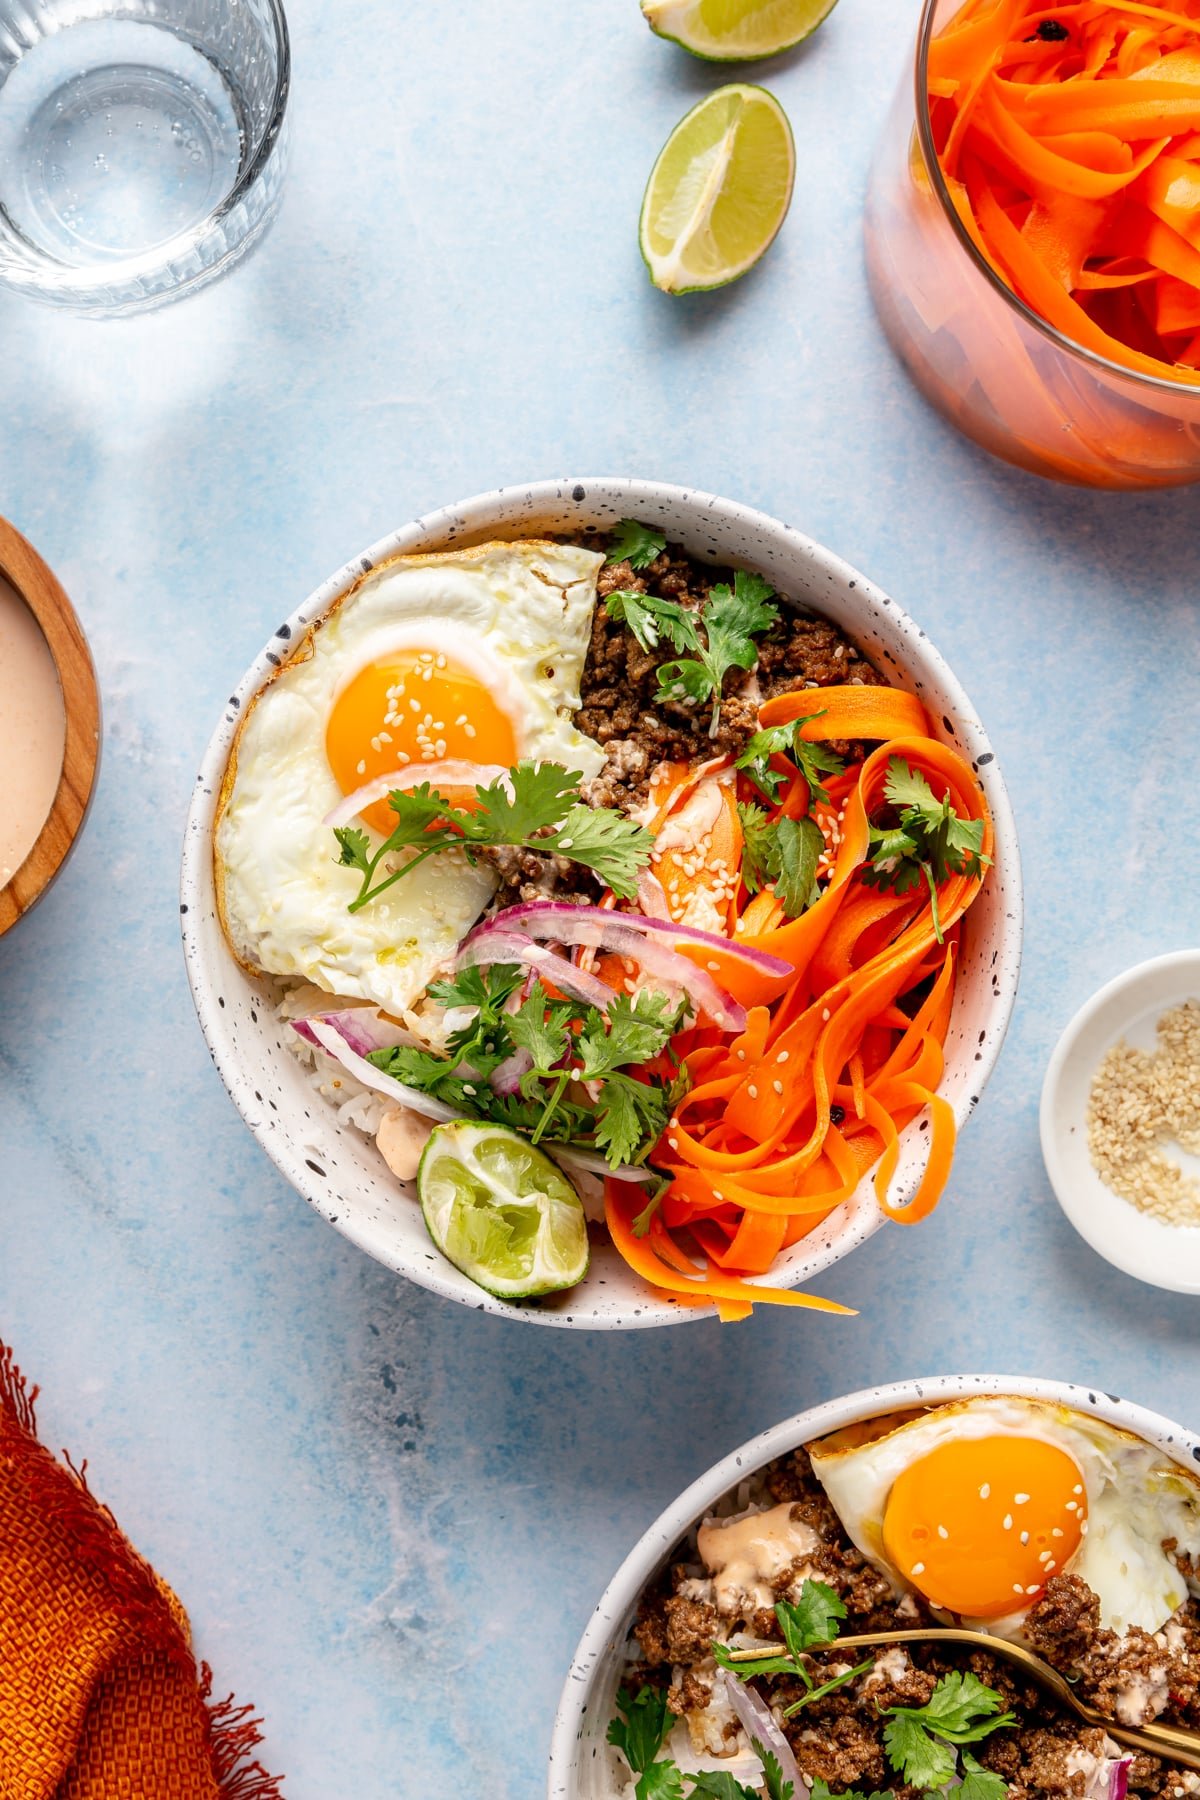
[864,0,1200,489]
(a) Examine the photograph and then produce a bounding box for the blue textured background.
[2,2,1199,1793]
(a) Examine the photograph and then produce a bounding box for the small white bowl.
[181,478,1022,1330]
[1041,950,1200,1294]
[548,1374,1200,1800]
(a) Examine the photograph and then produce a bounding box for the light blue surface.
[1,2,1199,1794]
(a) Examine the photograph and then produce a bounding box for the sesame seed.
[668,1138,679,1151]
[1052,1528,1064,1538]
[912,1562,926,1576]
[1020,1531,1030,1546]
[713,1189,725,1201]
[1025,1585,1040,1596]
[937,1525,949,1540]
[1066,1501,1078,1513]
[1038,1551,1052,1564]
[747,1085,759,1099]
[356,759,367,776]
[777,1051,789,1065]
[1013,1583,1025,1595]
[822,1007,831,1022]
[773,1080,784,1095]
[1003,1514,1013,1531]
[706,960,720,972]
[1073,1485,1083,1496]
[1014,1493,1030,1505]
[979,1484,991,1499]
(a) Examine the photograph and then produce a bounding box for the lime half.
[417,1121,589,1301]
[641,0,838,61]
[640,85,795,294]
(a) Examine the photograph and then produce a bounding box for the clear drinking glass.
[864,0,1200,490]
[0,0,289,313]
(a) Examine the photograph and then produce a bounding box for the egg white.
[215,540,607,1016]
[808,1396,1200,1638]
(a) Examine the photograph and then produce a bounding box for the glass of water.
[0,0,290,313]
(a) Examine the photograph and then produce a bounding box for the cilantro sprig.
[738,805,823,919]
[714,1582,874,1719]
[605,570,780,737]
[368,970,689,1170]
[608,1688,793,1800]
[735,715,845,809]
[882,1672,1014,1793]
[860,758,991,944]
[607,519,667,570]
[334,761,653,911]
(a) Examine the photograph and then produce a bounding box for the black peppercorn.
[830,1103,846,1125]
[1027,18,1069,39]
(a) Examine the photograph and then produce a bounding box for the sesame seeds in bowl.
[1041,949,1200,1294]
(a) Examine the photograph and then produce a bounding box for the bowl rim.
[180,476,1023,1329]
[1040,948,1200,1294]
[548,1371,1200,1798]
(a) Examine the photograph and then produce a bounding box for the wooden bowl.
[0,518,100,938]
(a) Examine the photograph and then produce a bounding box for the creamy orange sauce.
[697,1503,822,1615]
[0,578,65,885]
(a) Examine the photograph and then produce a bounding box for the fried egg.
[808,1396,1200,1638]
[215,540,606,1016]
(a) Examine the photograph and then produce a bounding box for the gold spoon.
[724,1627,1200,1772]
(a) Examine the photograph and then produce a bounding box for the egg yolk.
[881,1435,1086,1618]
[325,651,519,835]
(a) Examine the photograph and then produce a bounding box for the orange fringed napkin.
[0,1343,284,1800]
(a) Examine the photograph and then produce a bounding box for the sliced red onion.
[323,760,507,829]
[551,1146,659,1183]
[490,1045,534,1096]
[721,1671,805,1797]
[466,910,746,1032]
[456,930,616,1010]
[1110,1761,1131,1800]
[483,900,794,979]
[298,1018,462,1122]
[292,1007,398,1060]
[636,870,672,921]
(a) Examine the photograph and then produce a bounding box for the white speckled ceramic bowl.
[549,1374,1200,1799]
[181,479,1022,1329]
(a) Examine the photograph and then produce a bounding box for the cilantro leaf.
[860,757,991,944]
[577,989,687,1080]
[608,1685,677,1776]
[639,1764,686,1800]
[543,800,654,901]
[687,1772,759,1800]
[738,802,776,896]
[507,984,573,1072]
[333,825,372,873]
[736,806,824,919]
[735,716,845,809]
[594,1072,676,1167]
[883,1710,958,1791]
[909,1673,1012,1742]
[605,589,700,656]
[753,1744,794,1800]
[462,762,578,844]
[771,818,823,919]
[339,762,653,911]
[776,1582,846,1657]
[958,1751,1009,1800]
[883,1673,1014,1793]
[607,519,667,570]
[657,569,780,735]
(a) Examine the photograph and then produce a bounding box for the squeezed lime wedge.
[417,1121,589,1300]
[642,0,838,61]
[639,85,795,294]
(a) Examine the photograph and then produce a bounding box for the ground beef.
[473,839,602,908]
[630,1446,1200,1800]
[579,540,882,813]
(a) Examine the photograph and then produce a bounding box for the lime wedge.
[642,0,838,60]
[417,1121,589,1300]
[639,85,795,294]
